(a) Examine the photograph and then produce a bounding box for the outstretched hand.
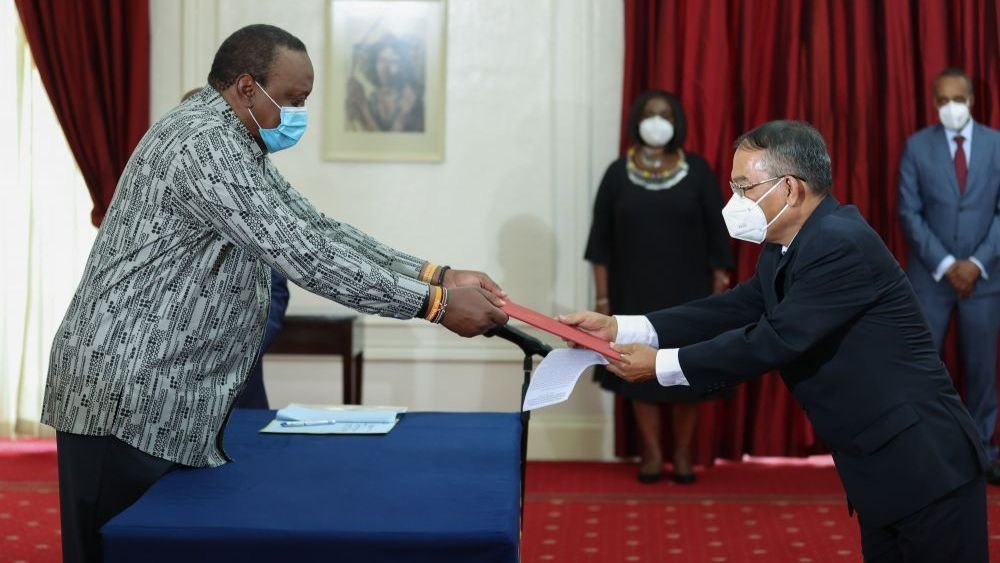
[441,287,508,337]
[558,311,618,343]
[443,269,506,300]
[606,343,658,383]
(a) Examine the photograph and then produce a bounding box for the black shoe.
[986,464,1000,486]
[637,470,662,484]
[671,448,696,485]
[671,472,696,485]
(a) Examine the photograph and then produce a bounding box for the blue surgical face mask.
[247,81,307,153]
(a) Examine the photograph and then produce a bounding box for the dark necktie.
[954,135,967,193]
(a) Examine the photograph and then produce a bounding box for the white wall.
[150,0,624,460]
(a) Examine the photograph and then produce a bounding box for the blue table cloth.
[103,410,521,562]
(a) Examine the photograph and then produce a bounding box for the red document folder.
[502,301,622,360]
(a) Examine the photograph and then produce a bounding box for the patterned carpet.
[521,459,1000,562]
[2,442,999,562]
[0,440,60,562]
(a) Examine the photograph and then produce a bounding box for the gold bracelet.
[424,286,442,321]
[419,263,440,284]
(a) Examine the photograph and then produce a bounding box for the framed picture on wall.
[324,0,447,162]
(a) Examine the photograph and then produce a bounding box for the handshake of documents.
[502,301,621,412]
[259,301,619,431]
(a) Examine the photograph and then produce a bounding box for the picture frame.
[323,0,447,162]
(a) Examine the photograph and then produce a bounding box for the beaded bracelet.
[431,288,449,324]
[435,266,451,286]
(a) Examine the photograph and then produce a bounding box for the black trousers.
[859,474,988,563]
[233,359,269,409]
[56,432,176,563]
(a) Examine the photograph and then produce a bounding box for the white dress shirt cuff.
[655,348,690,387]
[933,255,956,282]
[613,315,659,347]
[970,257,989,280]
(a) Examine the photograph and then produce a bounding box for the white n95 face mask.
[721,178,789,244]
[638,116,674,147]
[938,101,971,131]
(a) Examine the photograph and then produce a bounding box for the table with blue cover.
[102,409,521,563]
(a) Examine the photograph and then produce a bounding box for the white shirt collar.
[780,232,799,255]
[946,118,974,143]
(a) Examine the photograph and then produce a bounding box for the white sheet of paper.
[259,403,407,434]
[275,405,401,423]
[522,348,609,411]
[259,419,397,435]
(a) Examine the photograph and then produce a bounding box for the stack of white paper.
[259,403,407,435]
[522,349,609,411]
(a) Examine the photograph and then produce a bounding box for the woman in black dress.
[585,90,733,484]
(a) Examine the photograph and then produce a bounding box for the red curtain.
[618,0,1000,464]
[15,0,150,227]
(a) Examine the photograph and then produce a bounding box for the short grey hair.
[734,120,833,195]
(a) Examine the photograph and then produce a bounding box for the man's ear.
[234,74,257,108]
[786,177,807,207]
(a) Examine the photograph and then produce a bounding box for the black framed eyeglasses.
[729,175,804,199]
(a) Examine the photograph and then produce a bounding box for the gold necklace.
[628,147,683,179]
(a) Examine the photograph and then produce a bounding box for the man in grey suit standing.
[899,67,1000,484]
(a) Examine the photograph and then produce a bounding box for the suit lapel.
[774,247,793,301]
[771,196,841,302]
[929,127,961,197]
[761,245,782,301]
[964,122,990,197]
[757,245,782,309]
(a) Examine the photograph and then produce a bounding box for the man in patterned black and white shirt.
[43,24,508,563]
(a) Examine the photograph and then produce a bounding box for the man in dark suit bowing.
[562,120,988,562]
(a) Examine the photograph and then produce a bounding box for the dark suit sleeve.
[698,164,735,270]
[971,155,1000,271]
[676,234,879,394]
[898,137,951,272]
[971,200,1000,272]
[647,272,765,348]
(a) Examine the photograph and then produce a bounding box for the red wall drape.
[618,0,1000,464]
[15,0,150,227]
